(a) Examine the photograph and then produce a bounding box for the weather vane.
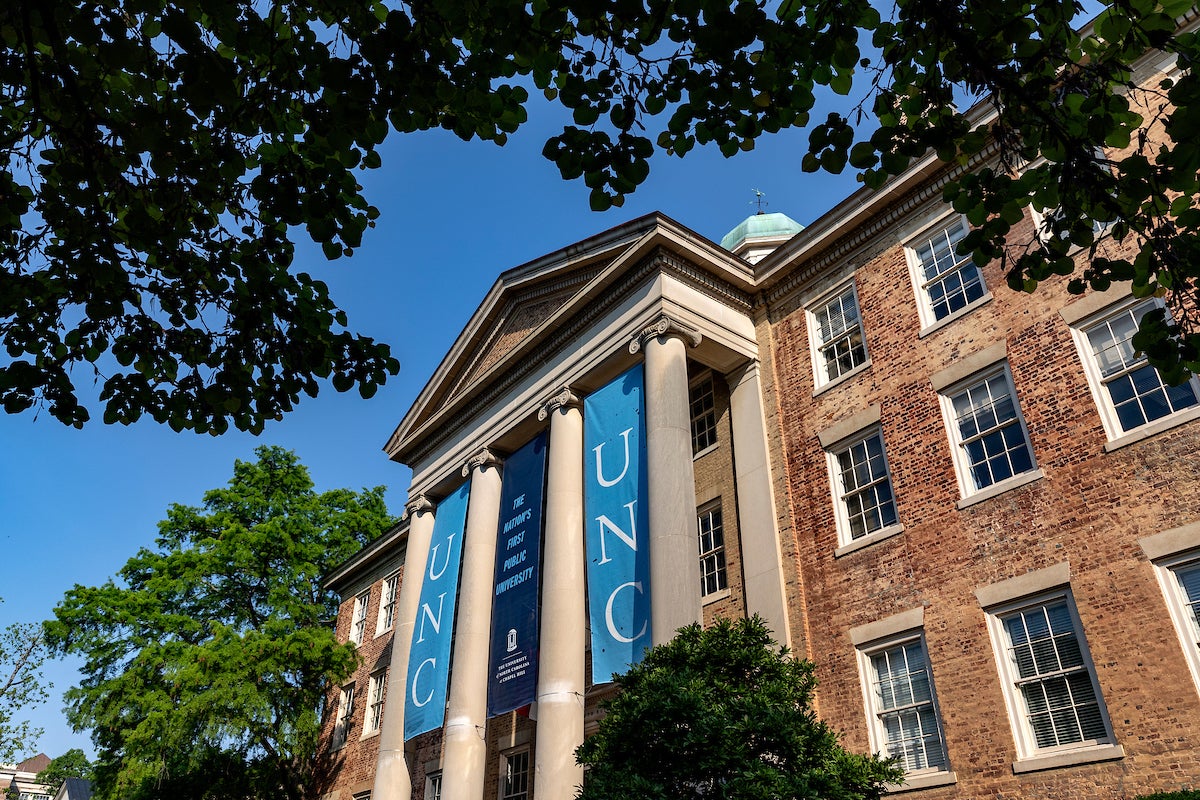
[752,189,768,214]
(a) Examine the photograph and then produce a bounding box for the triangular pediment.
[385,212,757,465]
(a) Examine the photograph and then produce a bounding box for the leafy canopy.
[0,599,49,764]
[576,616,902,800]
[3,0,1198,432]
[43,446,396,800]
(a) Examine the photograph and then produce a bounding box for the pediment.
[385,213,757,465]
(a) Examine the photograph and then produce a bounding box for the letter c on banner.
[593,427,634,487]
[604,581,647,643]
[411,657,437,707]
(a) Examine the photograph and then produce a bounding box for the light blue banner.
[584,364,651,683]
[404,479,471,740]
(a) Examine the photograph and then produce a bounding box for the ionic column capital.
[628,313,702,355]
[405,493,434,517]
[461,447,503,478]
[537,386,582,422]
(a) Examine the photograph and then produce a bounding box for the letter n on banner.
[487,431,548,716]
[404,479,471,741]
[584,364,651,684]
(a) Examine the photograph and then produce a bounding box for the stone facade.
[316,48,1200,800]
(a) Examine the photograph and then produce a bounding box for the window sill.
[813,359,873,398]
[918,294,993,339]
[885,771,958,793]
[359,728,381,742]
[1103,405,1200,452]
[835,524,906,558]
[1011,743,1124,774]
[693,443,719,461]
[956,469,1044,510]
[701,588,731,606]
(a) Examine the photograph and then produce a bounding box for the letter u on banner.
[404,479,471,741]
[584,364,651,683]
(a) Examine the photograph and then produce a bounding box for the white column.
[534,388,586,799]
[727,362,793,649]
[631,314,703,645]
[441,449,504,800]
[373,495,437,800]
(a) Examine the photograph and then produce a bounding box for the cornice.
[402,246,729,468]
[763,140,1002,313]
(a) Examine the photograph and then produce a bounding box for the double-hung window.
[907,215,987,329]
[377,572,399,635]
[331,683,355,749]
[350,590,370,646]
[861,636,950,775]
[425,771,443,800]
[808,282,868,388]
[1070,298,1200,441]
[939,364,1037,498]
[990,594,1114,757]
[365,668,387,735]
[828,428,898,545]
[696,503,728,598]
[500,749,530,800]
[689,374,718,454]
[1152,547,1200,696]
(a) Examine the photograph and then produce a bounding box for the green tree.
[3,0,1198,431]
[576,616,902,800]
[0,601,48,764]
[35,749,94,794]
[43,446,396,800]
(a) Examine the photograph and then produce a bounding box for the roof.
[16,754,50,774]
[56,778,94,800]
[719,212,804,251]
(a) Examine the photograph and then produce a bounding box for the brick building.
[316,44,1200,800]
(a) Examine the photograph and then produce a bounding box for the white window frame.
[806,279,870,391]
[937,362,1040,503]
[855,631,952,782]
[350,589,370,646]
[498,747,530,800]
[696,501,728,600]
[985,590,1117,763]
[331,683,355,749]
[376,572,400,635]
[904,212,990,334]
[1067,297,1200,446]
[689,372,718,456]
[824,425,901,552]
[1153,550,1200,697]
[363,667,387,736]
[425,769,443,800]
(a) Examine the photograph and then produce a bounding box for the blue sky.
[0,98,861,759]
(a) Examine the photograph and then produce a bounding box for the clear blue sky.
[0,97,861,759]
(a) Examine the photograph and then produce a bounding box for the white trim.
[375,571,400,636]
[806,278,871,392]
[903,211,989,332]
[937,362,1039,501]
[1150,549,1200,698]
[361,667,388,737]
[349,590,370,647]
[855,629,953,782]
[983,589,1117,763]
[1066,296,1200,444]
[824,426,902,549]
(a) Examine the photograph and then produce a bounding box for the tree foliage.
[576,616,902,800]
[0,600,48,764]
[3,0,1198,432]
[36,749,95,793]
[43,446,396,800]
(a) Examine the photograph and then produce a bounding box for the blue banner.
[404,479,471,740]
[487,432,548,716]
[584,364,651,683]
